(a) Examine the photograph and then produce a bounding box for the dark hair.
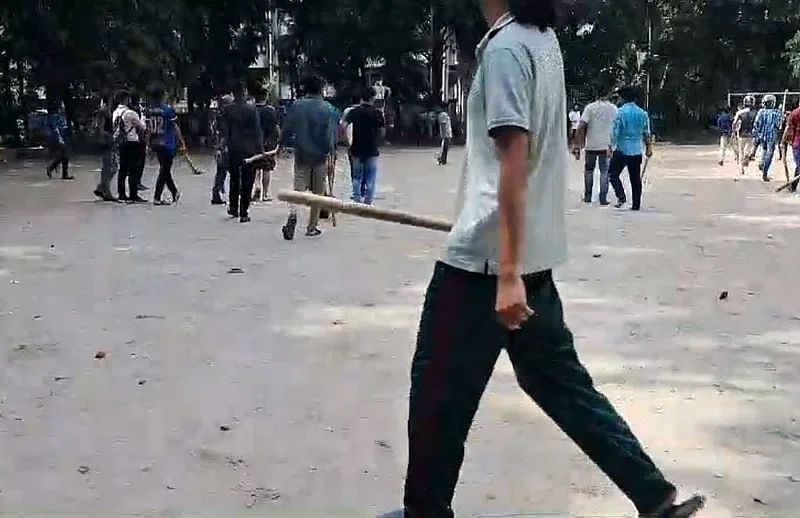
[302,75,323,96]
[362,86,376,102]
[618,87,639,103]
[232,81,246,99]
[351,95,361,105]
[509,0,557,30]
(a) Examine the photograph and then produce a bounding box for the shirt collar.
[476,12,515,59]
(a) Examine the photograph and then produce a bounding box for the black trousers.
[47,142,70,177]
[118,141,145,199]
[228,157,255,217]
[154,147,178,200]
[609,151,643,209]
[438,138,451,164]
[403,262,675,517]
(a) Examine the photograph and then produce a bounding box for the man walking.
[222,83,263,222]
[45,104,74,180]
[609,87,652,211]
[716,106,734,166]
[211,94,233,205]
[253,91,280,202]
[782,99,800,193]
[751,94,783,182]
[280,75,336,239]
[436,104,453,165]
[344,87,385,204]
[568,102,582,142]
[341,95,362,180]
[379,1,704,517]
[93,98,117,201]
[574,92,617,204]
[733,95,757,175]
[145,89,183,205]
[113,92,147,203]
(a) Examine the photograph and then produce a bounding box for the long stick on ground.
[775,172,800,193]
[277,190,452,232]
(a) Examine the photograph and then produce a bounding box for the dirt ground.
[1,144,799,517]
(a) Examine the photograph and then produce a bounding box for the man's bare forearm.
[495,129,529,278]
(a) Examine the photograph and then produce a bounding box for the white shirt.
[112,104,145,143]
[580,100,618,151]
[438,111,453,139]
[443,14,568,275]
[569,110,581,130]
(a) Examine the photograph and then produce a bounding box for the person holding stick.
[378,0,704,516]
[782,99,800,193]
[608,87,651,211]
[280,75,336,239]
[221,82,263,223]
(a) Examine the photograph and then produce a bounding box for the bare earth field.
[1,144,799,517]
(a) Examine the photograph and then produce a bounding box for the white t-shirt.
[569,110,581,130]
[443,15,567,275]
[438,111,453,139]
[580,100,618,151]
[112,105,145,143]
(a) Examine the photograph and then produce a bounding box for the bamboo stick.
[277,190,452,232]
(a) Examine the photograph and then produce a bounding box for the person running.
[93,98,117,201]
[280,75,336,239]
[221,82,263,223]
[253,91,281,202]
[716,106,734,166]
[145,89,183,205]
[781,99,800,193]
[733,95,757,176]
[45,104,74,180]
[211,94,233,205]
[378,0,704,517]
[344,86,385,204]
[113,92,147,203]
[574,92,617,204]
[751,94,783,182]
[609,87,652,211]
[436,104,453,165]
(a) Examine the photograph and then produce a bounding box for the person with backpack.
[45,104,74,180]
[93,98,117,201]
[145,89,183,205]
[113,92,147,202]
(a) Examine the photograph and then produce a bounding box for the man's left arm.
[642,111,652,157]
[484,48,535,330]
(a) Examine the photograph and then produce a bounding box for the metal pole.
[646,0,652,111]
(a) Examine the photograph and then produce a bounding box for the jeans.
[154,147,178,201]
[228,157,255,217]
[47,142,70,178]
[757,139,778,178]
[609,151,643,210]
[213,163,227,200]
[118,141,145,199]
[791,146,800,193]
[438,138,451,164]
[584,150,610,203]
[403,262,676,517]
[352,156,378,205]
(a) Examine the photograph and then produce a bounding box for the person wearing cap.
[751,94,783,182]
[733,95,757,176]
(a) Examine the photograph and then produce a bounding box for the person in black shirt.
[344,87,385,205]
[222,83,264,222]
[253,91,280,202]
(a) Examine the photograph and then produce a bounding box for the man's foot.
[282,214,298,241]
[582,197,592,204]
[211,196,225,205]
[631,206,641,211]
[62,175,75,180]
[138,183,149,191]
[46,167,53,179]
[306,228,322,237]
[615,201,626,208]
[642,494,705,518]
[376,510,404,518]
[153,199,171,206]
[118,194,129,202]
[599,199,610,206]
[93,188,104,199]
[240,215,251,223]
[102,194,118,202]
[172,191,181,204]
[762,176,771,182]
[128,196,147,203]
[228,208,239,218]
[718,160,724,166]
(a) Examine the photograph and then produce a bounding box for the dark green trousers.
[403,262,675,517]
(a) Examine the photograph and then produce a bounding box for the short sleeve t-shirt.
[443,15,568,275]
[345,104,384,158]
[146,105,178,151]
[788,108,800,148]
[569,110,581,130]
[580,100,617,151]
[257,104,279,145]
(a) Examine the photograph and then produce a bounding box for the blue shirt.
[716,113,732,135]
[611,102,650,156]
[753,108,782,144]
[282,96,336,164]
[145,105,178,152]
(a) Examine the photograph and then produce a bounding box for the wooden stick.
[775,172,800,193]
[244,146,280,164]
[277,190,452,232]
